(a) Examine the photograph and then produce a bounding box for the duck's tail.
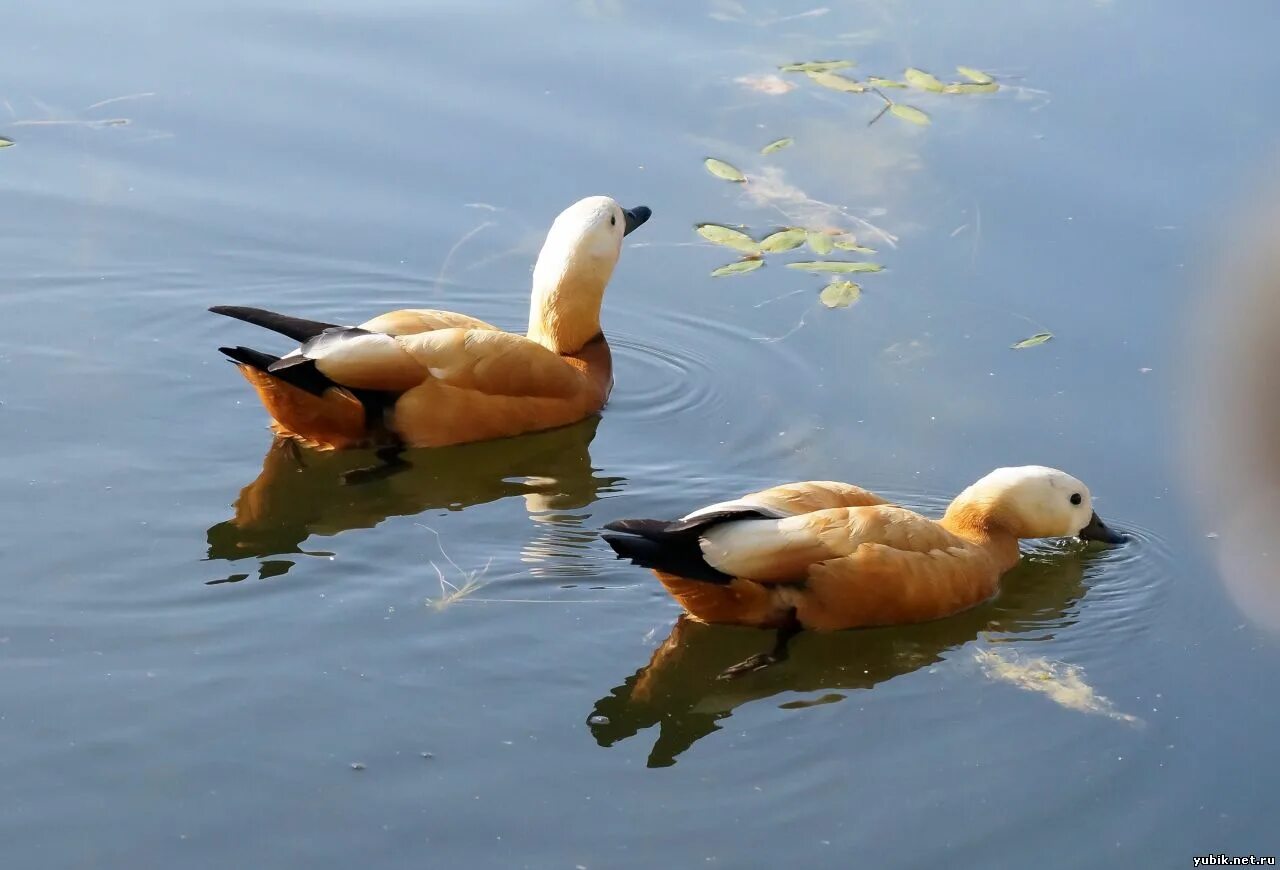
[218,345,336,397]
[216,346,374,449]
[209,305,341,344]
[601,507,775,584]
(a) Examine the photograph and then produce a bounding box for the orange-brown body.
[607,477,1049,632]
[214,196,648,450]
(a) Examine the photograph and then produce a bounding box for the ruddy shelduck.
[602,467,1126,675]
[211,196,650,451]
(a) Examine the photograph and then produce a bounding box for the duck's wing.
[603,485,895,585]
[699,505,971,583]
[358,309,501,336]
[272,327,585,398]
[739,480,890,515]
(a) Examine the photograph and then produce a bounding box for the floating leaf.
[807,230,835,255]
[956,66,994,85]
[760,137,794,155]
[944,82,999,95]
[889,104,931,125]
[0,137,13,148]
[903,67,946,92]
[867,76,907,89]
[711,258,765,277]
[779,60,853,73]
[758,227,807,253]
[704,157,746,182]
[787,261,883,273]
[695,223,760,254]
[1011,332,1053,349]
[819,280,862,309]
[805,71,866,93]
[833,237,875,253]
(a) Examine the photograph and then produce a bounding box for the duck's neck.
[526,268,608,355]
[940,494,1022,571]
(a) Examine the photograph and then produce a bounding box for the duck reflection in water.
[206,417,622,583]
[588,548,1094,768]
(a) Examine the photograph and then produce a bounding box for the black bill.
[1078,510,1127,544]
[623,205,652,236]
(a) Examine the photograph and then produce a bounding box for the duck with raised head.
[602,467,1126,676]
[210,196,650,450]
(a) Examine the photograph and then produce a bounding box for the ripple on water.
[606,304,826,467]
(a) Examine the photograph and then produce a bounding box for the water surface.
[3,1,1279,867]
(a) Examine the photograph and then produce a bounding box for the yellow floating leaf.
[956,66,994,85]
[760,137,794,155]
[805,71,866,93]
[834,237,875,253]
[778,60,853,73]
[695,223,760,254]
[711,258,765,277]
[889,104,931,125]
[787,261,883,273]
[819,280,862,308]
[903,67,946,92]
[807,230,835,255]
[704,157,746,182]
[0,137,13,148]
[867,76,907,89]
[758,227,807,253]
[944,82,999,94]
[1011,332,1053,349]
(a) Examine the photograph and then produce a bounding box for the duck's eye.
[610,215,617,227]
[1070,493,1082,506]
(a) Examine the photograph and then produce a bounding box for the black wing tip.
[218,345,280,370]
[601,518,671,535]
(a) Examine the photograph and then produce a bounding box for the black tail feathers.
[601,518,733,583]
[218,345,336,397]
[209,305,341,344]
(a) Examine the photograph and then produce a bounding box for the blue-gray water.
[3,1,1278,867]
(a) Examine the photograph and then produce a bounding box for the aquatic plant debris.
[696,223,761,254]
[834,238,875,253]
[807,230,835,255]
[889,104,931,125]
[819,280,861,308]
[736,74,796,95]
[778,60,852,73]
[760,136,794,155]
[758,227,807,252]
[944,82,999,95]
[1011,332,1053,349]
[867,76,906,89]
[956,66,994,85]
[787,261,883,273]
[0,136,13,148]
[904,67,946,92]
[974,648,1141,725]
[711,258,765,277]
[805,71,865,93]
[704,157,746,182]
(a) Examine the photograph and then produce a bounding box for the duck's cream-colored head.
[527,196,651,354]
[944,465,1125,543]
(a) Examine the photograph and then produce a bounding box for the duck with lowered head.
[211,196,650,451]
[602,466,1126,675]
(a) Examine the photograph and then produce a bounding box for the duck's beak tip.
[1078,510,1128,545]
[623,206,652,236]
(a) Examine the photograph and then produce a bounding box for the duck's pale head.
[528,196,651,354]
[946,465,1126,544]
